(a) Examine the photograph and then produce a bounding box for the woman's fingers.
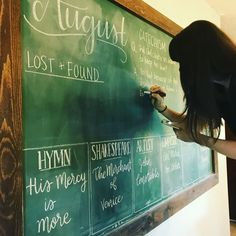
[150,85,162,93]
[173,127,193,142]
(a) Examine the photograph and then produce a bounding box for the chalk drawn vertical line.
[88,143,92,236]
[160,136,164,198]
[131,138,135,213]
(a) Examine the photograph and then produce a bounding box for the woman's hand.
[150,85,166,112]
[171,121,194,143]
[174,128,194,142]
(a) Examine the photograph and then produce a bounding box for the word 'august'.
[24,0,128,62]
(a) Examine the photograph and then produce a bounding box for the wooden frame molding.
[0,0,23,235]
[113,0,182,36]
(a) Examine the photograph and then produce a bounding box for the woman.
[151,20,236,158]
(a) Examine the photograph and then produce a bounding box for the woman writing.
[151,20,236,159]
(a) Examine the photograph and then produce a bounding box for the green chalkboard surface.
[22,0,215,235]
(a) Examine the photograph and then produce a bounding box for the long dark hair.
[169,20,236,141]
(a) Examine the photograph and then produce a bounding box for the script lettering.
[24,0,128,62]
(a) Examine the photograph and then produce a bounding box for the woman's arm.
[158,106,184,122]
[199,135,236,159]
[173,127,236,159]
[150,85,184,122]
[150,86,236,159]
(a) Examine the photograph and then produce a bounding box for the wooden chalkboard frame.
[107,0,219,235]
[113,0,182,36]
[0,0,218,235]
[0,1,23,236]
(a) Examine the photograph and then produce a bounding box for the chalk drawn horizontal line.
[25,70,104,83]
[95,156,123,162]
[90,138,131,144]
[23,142,88,151]
[39,165,70,172]
[136,150,154,155]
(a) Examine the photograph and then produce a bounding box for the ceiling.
[205,0,236,40]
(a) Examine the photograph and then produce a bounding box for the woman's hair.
[169,20,236,141]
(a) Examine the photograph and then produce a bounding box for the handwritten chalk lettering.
[55,171,87,192]
[144,56,153,66]
[151,53,163,62]
[139,67,153,80]
[153,61,159,69]
[163,149,180,162]
[138,156,151,173]
[168,58,176,65]
[153,74,164,82]
[139,55,152,67]
[38,148,71,171]
[110,176,118,191]
[131,41,137,53]
[44,199,57,211]
[145,46,159,59]
[92,160,132,181]
[100,195,124,211]
[139,53,144,63]
[159,64,167,71]
[136,138,154,154]
[24,0,128,63]
[67,62,99,81]
[139,29,166,51]
[26,177,53,196]
[37,212,71,234]
[165,161,181,174]
[26,50,55,73]
[139,45,145,54]
[32,0,50,22]
[136,168,160,186]
[161,136,177,148]
[91,141,131,161]
[138,44,164,64]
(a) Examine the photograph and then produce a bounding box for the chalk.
[139,89,166,97]
[161,119,181,130]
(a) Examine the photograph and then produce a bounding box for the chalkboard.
[21,0,217,235]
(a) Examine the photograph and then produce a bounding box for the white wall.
[143,1,230,235]
[221,15,236,43]
[144,0,219,27]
